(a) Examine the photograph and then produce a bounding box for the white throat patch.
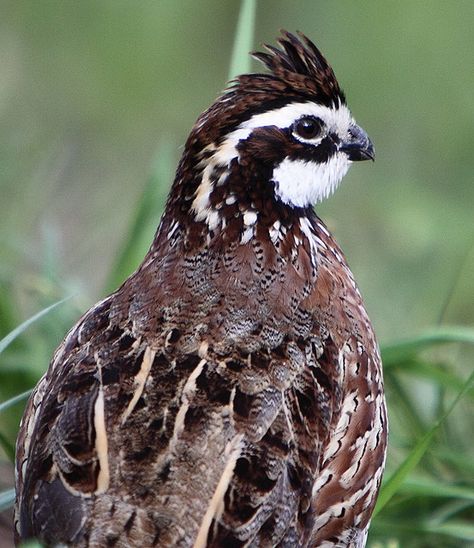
[272,153,350,207]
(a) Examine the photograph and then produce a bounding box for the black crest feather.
[250,31,345,107]
[190,31,345,146]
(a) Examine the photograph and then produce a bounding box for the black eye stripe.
[292,116,324,140]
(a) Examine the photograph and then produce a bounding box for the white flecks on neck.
[191,148,233,226]
[269,220,283,246]
[192,162,214,220]
[243,210,258,226]
[272,153,350,207]
[240,226,254,244]
[299,216,319,255]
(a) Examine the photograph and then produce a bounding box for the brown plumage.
[15,31,387,547]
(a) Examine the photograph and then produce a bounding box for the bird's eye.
[292,116,324,141]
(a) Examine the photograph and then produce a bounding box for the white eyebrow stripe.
[239,101,354,132]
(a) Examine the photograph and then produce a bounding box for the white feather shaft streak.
[94,385,109,493]
[121,346,156,424]
[193,434,245,548]
[169,358,207,451]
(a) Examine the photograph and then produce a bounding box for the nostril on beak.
[340,125,375,162]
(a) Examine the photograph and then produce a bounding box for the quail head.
[15,31,387,547]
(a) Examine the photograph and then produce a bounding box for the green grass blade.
[228,0,257,80]
[374,366,474,516]
[398,476,474,501]
[374,429,435,516]
[0,487,15,512]
[388,358,474,400]
[424,520,474,541]
[0,297,71,355]
[382,326,474,367]
[0,390,32,415]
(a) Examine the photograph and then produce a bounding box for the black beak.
[339,124,375,162]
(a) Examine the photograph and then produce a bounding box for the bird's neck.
[153,144,318,261]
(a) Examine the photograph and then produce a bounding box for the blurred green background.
[1,1,473,546]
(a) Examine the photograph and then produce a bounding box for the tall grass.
[1,1,473,546]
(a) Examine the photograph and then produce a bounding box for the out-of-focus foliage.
[1,2,473,546]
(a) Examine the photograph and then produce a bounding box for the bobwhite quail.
[15,31,387,547]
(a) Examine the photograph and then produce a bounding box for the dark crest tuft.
[250,31,345,106]
[189,31,345,147]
